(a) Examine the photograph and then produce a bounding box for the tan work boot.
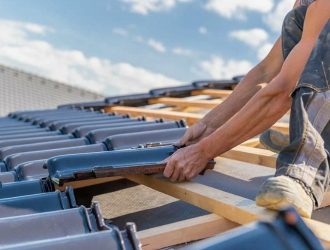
[260,129,290,153]
[256,176,314,218]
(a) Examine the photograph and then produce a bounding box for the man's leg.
[256,19,330,218]
[260,6,307,153]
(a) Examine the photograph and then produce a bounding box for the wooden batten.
[127,172,330,245]
[108,106,289,132]
[148,97,222,109]
[241,138,263,148]
[222,145,277,168]
[107,106,202,126]
[191,89,233,98]
[55,176,123,191]
[137,214,238,250]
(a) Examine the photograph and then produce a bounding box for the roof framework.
[58,86,330,249]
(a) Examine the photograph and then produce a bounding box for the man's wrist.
[200,118,216,132]
[199,119,218,137]
[197,137,216,160]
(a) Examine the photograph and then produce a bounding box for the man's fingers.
[183,168,193,181]
[178,123,207,146]
[187,166,205,180]
[177,132,191,147]
[178,171,186,182]
[163,158,175,178]
[162,156,171,164]
[170,166,181,182]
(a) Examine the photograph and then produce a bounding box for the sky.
[0,0,295,95]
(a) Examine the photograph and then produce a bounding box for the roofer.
[164,0,330,218]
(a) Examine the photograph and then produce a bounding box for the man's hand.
[163,143,210,182]
[178,121,214,146]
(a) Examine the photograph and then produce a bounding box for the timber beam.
[137,214,238,250]
[108,106,289,132]
[127,172,330,245]
[148,97,222,109]
[192,89,233,98]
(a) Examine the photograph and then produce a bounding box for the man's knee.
[282,6,308,59]
[297,20,330,90]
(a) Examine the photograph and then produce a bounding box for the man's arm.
[201,37,284,129]
[200,0,330,159]
[179,0,302,147]
[201,0,305,131]
[179,38,284,146]
[164,0,330,181]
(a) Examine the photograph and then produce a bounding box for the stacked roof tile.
[0,75,244,249]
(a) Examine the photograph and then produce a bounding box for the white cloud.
[172,47,193,56]
[205,0,274,19]
[112,27,128,36]
[230,28,269,48]
[134,36,167,54]
[229,29,274,61]
[226,1,295,62]
[199,56,252,79]
[0,19,180,95]
[198,26,208,35]
[264,0,294,32]
[147,38,166,53]
[121,0,192,15]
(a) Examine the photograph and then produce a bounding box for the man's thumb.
[177,131,191,146]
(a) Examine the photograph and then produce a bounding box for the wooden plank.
[241,138,262,148]
[212,157,330,209]
[322,193,330,208]
[304,219,330,248]
[179,107,210,114]
[322,241,330,250]
[127,174,271,225]
[126,174,330,244]
[55,176,123,191]
[108,106,289,132]
[108,106,202,126]
[272,122,289,134]
[213,157,273,181]
[149,97,221,109]
[137,214,238,250]
[192,89,232,98]
[222,145,277,168]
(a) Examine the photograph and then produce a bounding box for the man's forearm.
[199,34,323,159]
[201,69,265,129]
[201,38,283,130]
[199,76,291,159]
[198,0,298,132]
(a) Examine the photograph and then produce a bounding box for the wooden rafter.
[107,106,289,133]
[56,176,122,191]
[241,137,263,147]
[148,97,222,109]
[126,172,330,245]
[192,89,233,98]
[127,173,272,224]
[137,214,238,250]
[221,145,276,168]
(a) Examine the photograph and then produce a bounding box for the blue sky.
[0,0,294,95]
